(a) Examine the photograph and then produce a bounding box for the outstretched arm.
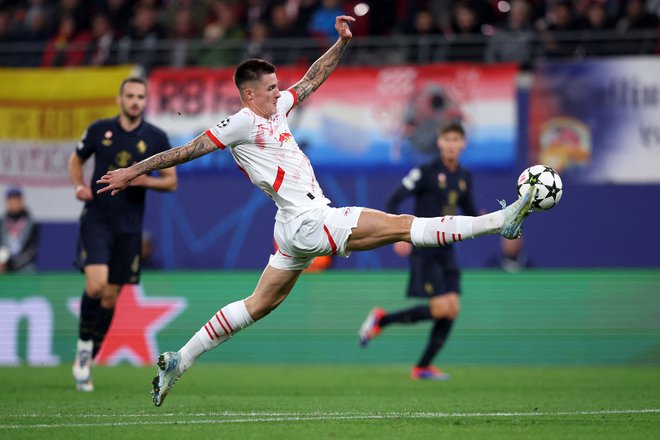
[290,15,355,104]
[97,133,216,195]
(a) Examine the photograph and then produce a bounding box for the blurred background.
[0,0,659,367]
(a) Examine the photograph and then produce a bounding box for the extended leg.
[151,265,303,406]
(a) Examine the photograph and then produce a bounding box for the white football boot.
[500,185,537,239]
[151,351,182,407]
[72,339,94,392]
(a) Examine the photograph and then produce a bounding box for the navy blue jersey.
[386,158,477,253]
[75,117,170,233]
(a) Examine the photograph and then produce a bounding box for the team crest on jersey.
[437,173,447,188]
[116,151,132,168]
[459,179,466,192]
[217,117,230,128]
[102,130,113,147]
[278,131,292,145]
[137,140,147,154]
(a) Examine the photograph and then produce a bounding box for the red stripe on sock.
[441,217,445,222]
[203,324,214,341]
[458,233,462,241]
[442,232,447,246]
[208,321,220,338]
[452,233,456,242]
[220,309,234,333]
[215,313,228,334]
[436,231,441,246]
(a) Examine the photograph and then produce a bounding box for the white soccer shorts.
[268,205,364,271]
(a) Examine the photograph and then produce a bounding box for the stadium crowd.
[0,0,658,68]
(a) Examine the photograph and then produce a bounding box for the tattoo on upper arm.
[133,134,216,175]
[292,39,349,104]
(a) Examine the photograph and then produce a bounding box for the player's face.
[246,73,281,118]
[438,131,465,161]
[117,82,147,120]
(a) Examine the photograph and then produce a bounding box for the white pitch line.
[0,408,658,430]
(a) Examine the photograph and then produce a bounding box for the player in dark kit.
[359,123,476,380]
[68,77,177,391]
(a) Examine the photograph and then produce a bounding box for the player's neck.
[442,157,459,172]
[245,102,271,120]
[118,114,142,132]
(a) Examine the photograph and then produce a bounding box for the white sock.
[178,300,254,372]
[410,212,504,248]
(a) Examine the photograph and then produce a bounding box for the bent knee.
[85,280,107,298]
[429,294,460,319]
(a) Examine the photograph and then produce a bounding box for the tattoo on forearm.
[292,39,349,103]
[133,134,216,175]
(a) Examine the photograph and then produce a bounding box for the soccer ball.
[516,165,563,211]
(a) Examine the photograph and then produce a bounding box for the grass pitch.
[1,364,658,439]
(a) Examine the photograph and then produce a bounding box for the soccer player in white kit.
[97,16,537,406]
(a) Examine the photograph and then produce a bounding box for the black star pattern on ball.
[545,179,561,202]
[527,170,542,185]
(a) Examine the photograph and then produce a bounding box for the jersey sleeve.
[281,89,298,116]
[75,123,97,160]
[205,111,251,150]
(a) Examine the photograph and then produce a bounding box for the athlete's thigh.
[78,214,113,268]
[346,208,414,252]
[108,233,142,285]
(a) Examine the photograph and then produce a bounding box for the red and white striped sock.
[410,212,504,248]
[178,300,254,372]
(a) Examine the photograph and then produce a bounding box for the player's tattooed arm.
[133,133,216,175]
[97,133,217,195]
[290,16,354,104]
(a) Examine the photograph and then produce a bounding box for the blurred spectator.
[55,0,92,32]
[117,4,166,70]
[244,20,275,62]
[485,0,538,67]
[308,0,344,43]
[168,8,200,67]
[404,9,444,63]
[445,1,487,61]
[268,2,297,39]
[195,0,245,66]
[101,0,132,38]
[578,1,616,57]
[86,13,116,66]
[536,0,580,59]
[41,12,92,66]
[486,236,534,273]
[0,9,15,65]
[13,1,52,66]
[0,187,39,274]
[615,0,659,54]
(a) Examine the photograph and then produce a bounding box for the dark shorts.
[76,213,142,285]
[406,250,461,298]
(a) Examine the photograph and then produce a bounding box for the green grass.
[1,365,659,439]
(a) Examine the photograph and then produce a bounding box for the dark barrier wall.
[38,170,660,270]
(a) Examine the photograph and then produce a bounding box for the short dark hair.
[234,59,276,90]
[439,122,465,137]
[119,77,147,95]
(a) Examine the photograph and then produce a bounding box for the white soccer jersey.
[205,90,330,222]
